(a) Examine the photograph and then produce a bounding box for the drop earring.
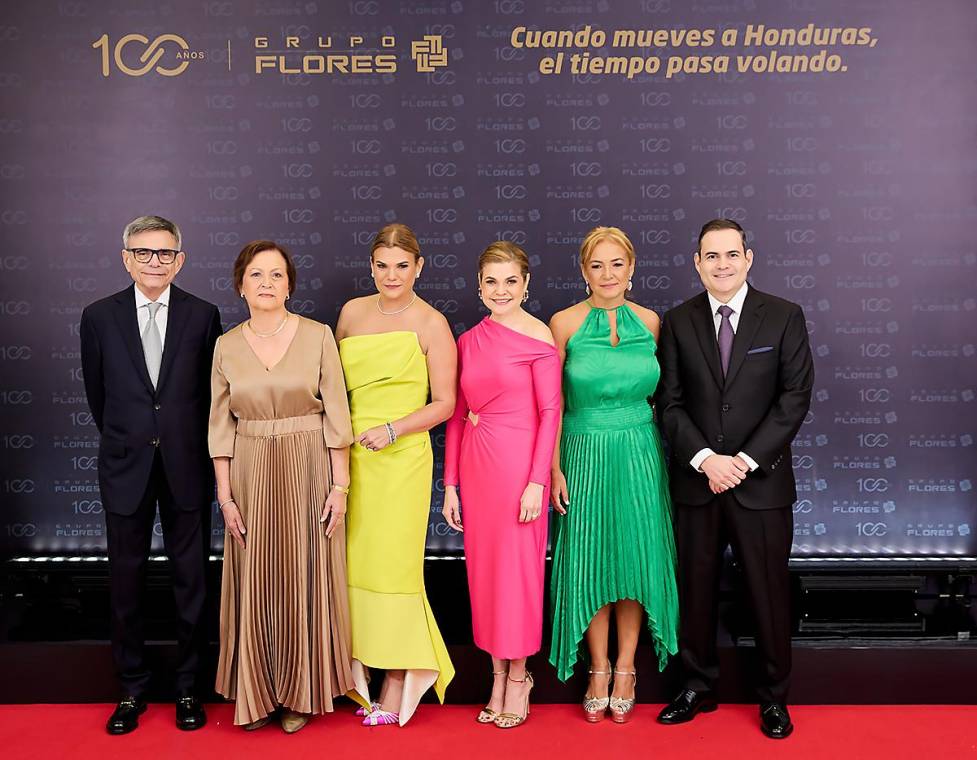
[477,288,482,298]
[627,279,633,292]
[522,289,529,303]
[585,284,591,296]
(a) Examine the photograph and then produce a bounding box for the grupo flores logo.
[93,33,203,77]
[412,35,448,72]
[253,34,448,75]
[92,32,446,78]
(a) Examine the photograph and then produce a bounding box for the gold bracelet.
[331,483,350,494]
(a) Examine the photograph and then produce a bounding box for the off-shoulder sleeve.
[208,335,236,458]
[528,349,562,485]
[443,335,468,487]
[319,323,354,448]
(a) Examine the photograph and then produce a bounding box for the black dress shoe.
[176,695,207,731]
[657,689,718,724]
[106,697,147,735]
[759,703,793,739]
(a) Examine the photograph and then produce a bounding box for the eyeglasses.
[126,248,181,264]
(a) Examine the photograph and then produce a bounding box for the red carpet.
[1,703,974,760]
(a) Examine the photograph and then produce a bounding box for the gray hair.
[122,215,182,250]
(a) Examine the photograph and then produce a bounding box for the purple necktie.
[717,304,734,376]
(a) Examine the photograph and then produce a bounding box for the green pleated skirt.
[548,402,679,681]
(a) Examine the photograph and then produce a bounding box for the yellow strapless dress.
[339,330,454,724]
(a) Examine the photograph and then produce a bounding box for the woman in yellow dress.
[336,223,457,726]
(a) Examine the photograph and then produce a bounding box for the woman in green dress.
[548,226,679,723]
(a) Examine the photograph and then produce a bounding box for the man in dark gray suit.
[80,216,222,734]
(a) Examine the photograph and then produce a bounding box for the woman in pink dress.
[443,241,562,729]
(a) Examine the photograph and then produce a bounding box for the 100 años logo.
[92,32,445,77]
[93,34,201,77]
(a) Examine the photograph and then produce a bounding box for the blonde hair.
[579,226,635,266]
[478,240,529,279]
[371,223,421,261]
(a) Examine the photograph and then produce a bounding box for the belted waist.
[236,413,321,437]
[562,402,653,433]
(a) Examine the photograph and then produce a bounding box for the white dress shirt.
[134,284,170,353]
[690,282,760,473]
[707,281,749,338]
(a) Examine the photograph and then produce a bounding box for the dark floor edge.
[3,640,977,705]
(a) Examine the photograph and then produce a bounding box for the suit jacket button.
[153,403,161,411]
[151,437,159,447]
[722,404,730,412]
[716,434,724,443]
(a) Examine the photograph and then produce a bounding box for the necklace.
[248,313,290,338]
[377,293,417,315]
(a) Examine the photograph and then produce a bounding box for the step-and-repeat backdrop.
[0,1,974,557]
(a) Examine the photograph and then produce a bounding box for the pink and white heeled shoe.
[361,708,399,726]
[355,701,381,717]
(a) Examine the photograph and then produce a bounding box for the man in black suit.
[656,219,814,739]
[80,215,222,735]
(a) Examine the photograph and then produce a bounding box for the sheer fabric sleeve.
[319,323,354,448]
[208,335,236,458]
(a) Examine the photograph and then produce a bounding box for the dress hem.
[549,594,678,683]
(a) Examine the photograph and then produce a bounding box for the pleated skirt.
[216,415,358,726]
[548,403,680,682]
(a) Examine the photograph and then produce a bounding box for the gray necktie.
[142,301,163,388]
[717,304,734,377]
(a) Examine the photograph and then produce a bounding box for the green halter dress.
[549,303,679,680]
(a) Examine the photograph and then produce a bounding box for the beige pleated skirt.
[216,414,358,726]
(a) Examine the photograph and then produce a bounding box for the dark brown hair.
[371,223,421,261]
[233,240,297,296]
[697,218,747,254]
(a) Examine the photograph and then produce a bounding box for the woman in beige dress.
[209,240,361,732]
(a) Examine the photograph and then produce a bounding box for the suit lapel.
[113,285,155,395]
[691,293,724,389]
[724,287,766,389]
[155,285,189,396]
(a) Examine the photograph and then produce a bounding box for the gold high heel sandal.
[583,669,611,723]
[494,671,533,729]
[477,670,508,723]
[609,670,637,723]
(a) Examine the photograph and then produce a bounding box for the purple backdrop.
[0,0,974,557]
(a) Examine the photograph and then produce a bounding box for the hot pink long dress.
[444,317,562,659]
